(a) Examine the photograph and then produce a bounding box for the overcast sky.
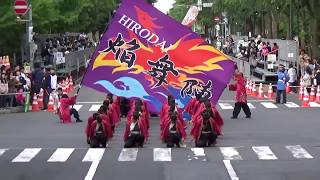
[154,0,176,14]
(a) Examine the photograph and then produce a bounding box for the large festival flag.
[82,0,235,113]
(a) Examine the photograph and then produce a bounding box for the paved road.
[1,87,320,180]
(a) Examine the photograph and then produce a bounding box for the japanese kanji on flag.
[82,0,235,113]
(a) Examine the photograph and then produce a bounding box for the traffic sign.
[14,0,29,15]
[203,3,213,7]
[213,16,220,22]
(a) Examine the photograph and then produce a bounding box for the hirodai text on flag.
[82,0,235,113]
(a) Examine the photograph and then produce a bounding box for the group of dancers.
[85,93,224,148]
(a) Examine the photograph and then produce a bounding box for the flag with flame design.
[82,0,235,113]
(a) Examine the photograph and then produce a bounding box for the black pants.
[232,102,251,118]
[289,81,297,93]
[196,132,217,147]
[124,134,144,148]
[70,108,80,120]
[166,133,181,148]
[120,98,130,117]
[276,90,286,104]
[43,90,50,109]
[90,134,107,148]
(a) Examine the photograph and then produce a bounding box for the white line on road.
[219,103,234,110]
[118,148,138,161]
[153,148,171,161]
[223,160,239,180]
[191,148,206,156]
[82,148,105,180]
[0,149,7,157]
[73,105,83,111]
[252,146,277,160]
[286,145,313,159]
[260,102,278,109]
[309,102,320,107]
[220,147,243,160]
[88,105,101,112]
[47,148,75,162]
[284,102,300,108]
[12,148,42,162]
[247,103,255,109]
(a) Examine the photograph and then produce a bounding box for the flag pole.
[73,7,119,105]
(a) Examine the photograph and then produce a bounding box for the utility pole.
[289,0,293,39]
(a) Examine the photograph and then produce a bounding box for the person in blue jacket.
[276,64,289,104]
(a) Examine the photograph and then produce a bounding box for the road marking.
[284,102,300,108]
[153,148,171,161]
[82,148,105,180]
[260,102,278,109]
[223,160,239,180]
[12,148,42,162]
[252,146,277,160]
[188,148,207,161]
[247,103,255,109]
[0,149,7,157]
[219,103,234,110]
[89,105,101,112]
[220,147,242,160]
[118,148,138,161]
[73,105,83,111]
[286,145,313,159]
[47,148,75,162]
[309,102,320,107]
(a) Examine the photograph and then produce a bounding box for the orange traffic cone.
[268,83,273,99]
[245,80,250,94]
[299,85,304,100]
[47,94,55,112]
[286,82,291,93]
[258,83,264,99]
[248,80,252,95]
[4,55,10,70]
[69,78,74,92]
[65,79,70,93]
[316,86,320,103]
[62,80,67,93]
[37,89,44,109]
[32,93,40,111]
[310,86,316,102]
[302,88,310,108]
[251,82,257,97]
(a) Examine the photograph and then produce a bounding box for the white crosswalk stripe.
[252,146,277,160]
[12,148,42,162]
[218,103,234,110]
[260,102,278,109]
[89,105,101,112]
[220,147,242,160]
[153,148,171,161]
[73,105,83,111]
[286,145,313,159]
[2,145,319,163]
[47,148,75,162]
[118,148,138,161]
[0,149,7,157]
[82,148,105,180]
[309,102,320,107]
[247,103,255,109]
[284,102,300,108]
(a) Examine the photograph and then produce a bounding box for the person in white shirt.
[287,63,297,93]
[50,69,58,91]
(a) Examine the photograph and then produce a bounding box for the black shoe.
[76,119,83,123]
[246,116,251,119]
[231,116,237,119]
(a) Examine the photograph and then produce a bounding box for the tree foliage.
[169,0,320,57]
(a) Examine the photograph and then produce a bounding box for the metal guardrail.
[0,92,30,113]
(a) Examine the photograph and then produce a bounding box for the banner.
[181,6,199,27]
[82,0,235,113]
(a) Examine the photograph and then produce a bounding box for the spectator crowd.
[40,33,97,65]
